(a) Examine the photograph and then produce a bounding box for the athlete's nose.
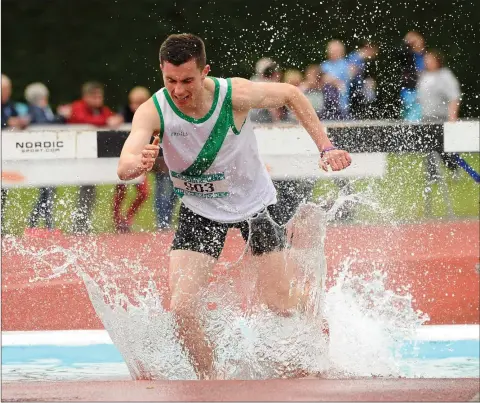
[174,83,186,98]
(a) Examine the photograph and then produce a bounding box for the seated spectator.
[282,69,303,122]
[250,57,275,82]
[302,65,344,120]
[68,81,124,127]
[347,41,379,119]
[113,86,152,233]
[417,49,461,179]
[14,101,30,117]
[68,81,123,234]
[283,69,303,87]
[301,64,325,114]
[320,40,351,117]
[24,82,71,124]
[1,74,29,222]
[22,82,69,235]
[119,86,151,123]
[1,74,29,129]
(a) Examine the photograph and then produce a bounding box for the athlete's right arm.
[117,99,161,181]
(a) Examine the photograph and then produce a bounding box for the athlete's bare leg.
[253,250,308,314]
[169,249,217,379]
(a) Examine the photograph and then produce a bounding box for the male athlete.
[118,33,351,379]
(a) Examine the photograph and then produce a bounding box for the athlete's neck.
[175,78,215,119]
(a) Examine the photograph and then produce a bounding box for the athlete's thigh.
[170,204,229,307]
[171,203,229,260]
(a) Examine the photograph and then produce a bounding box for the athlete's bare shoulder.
[229,77,255,112]
[229,76,292,112]
[131,97,161,133]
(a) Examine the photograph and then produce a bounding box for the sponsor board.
[1,131,77,160]
[444,121,480,152]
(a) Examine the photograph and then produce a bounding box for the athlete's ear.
[202,65,210,79]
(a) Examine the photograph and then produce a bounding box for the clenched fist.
[140,136,161,172]
[319,148,352,172]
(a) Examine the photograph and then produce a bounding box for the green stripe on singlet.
[181,79,232,177]
[152,95,165,142]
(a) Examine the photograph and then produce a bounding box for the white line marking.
[2,325,479,347]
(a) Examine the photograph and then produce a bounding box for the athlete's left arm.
[230,77,351,171]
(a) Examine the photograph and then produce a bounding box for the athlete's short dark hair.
[159,34,206,69]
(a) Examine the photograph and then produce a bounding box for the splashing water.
[3,199,428,380]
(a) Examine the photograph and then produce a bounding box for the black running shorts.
[171,203,287,259]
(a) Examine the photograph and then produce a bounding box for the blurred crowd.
[249,33,461,124]
[1,31,463,235]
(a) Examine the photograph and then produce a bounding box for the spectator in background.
[320,40,351,117]
[113,86,152,232]
[301,65,324,107]
[68,81,124,127]
[249,61,283,123]
[283,69,303,87]
[250,57,274,82]
[23,82,70,235]
[1,74,30,129]
[119,86,150,123]
[417,50,461,122]
[25,82,71,124]
[282,69,303,122]
[1,74,29,222]
[417,49,461,179]
[302,64,345,121]
[281,69,303,123]
[398,31,425,121]
[68,81,124,234]
[347,41,379,120]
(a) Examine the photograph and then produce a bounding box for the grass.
[2,153,479,236]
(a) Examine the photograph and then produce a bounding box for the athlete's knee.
[170,288,199,313]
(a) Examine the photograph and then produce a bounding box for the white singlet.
[152,77,277,223]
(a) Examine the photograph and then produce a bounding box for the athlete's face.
[161,59,210,108]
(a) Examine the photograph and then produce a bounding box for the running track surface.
[1,378,479,401]
[2,221,479,330]
[2,221,479,402]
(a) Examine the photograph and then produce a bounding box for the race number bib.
[170,171,229,198]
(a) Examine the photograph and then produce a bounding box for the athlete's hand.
[140,136,160,172]
[319,149,352,172]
